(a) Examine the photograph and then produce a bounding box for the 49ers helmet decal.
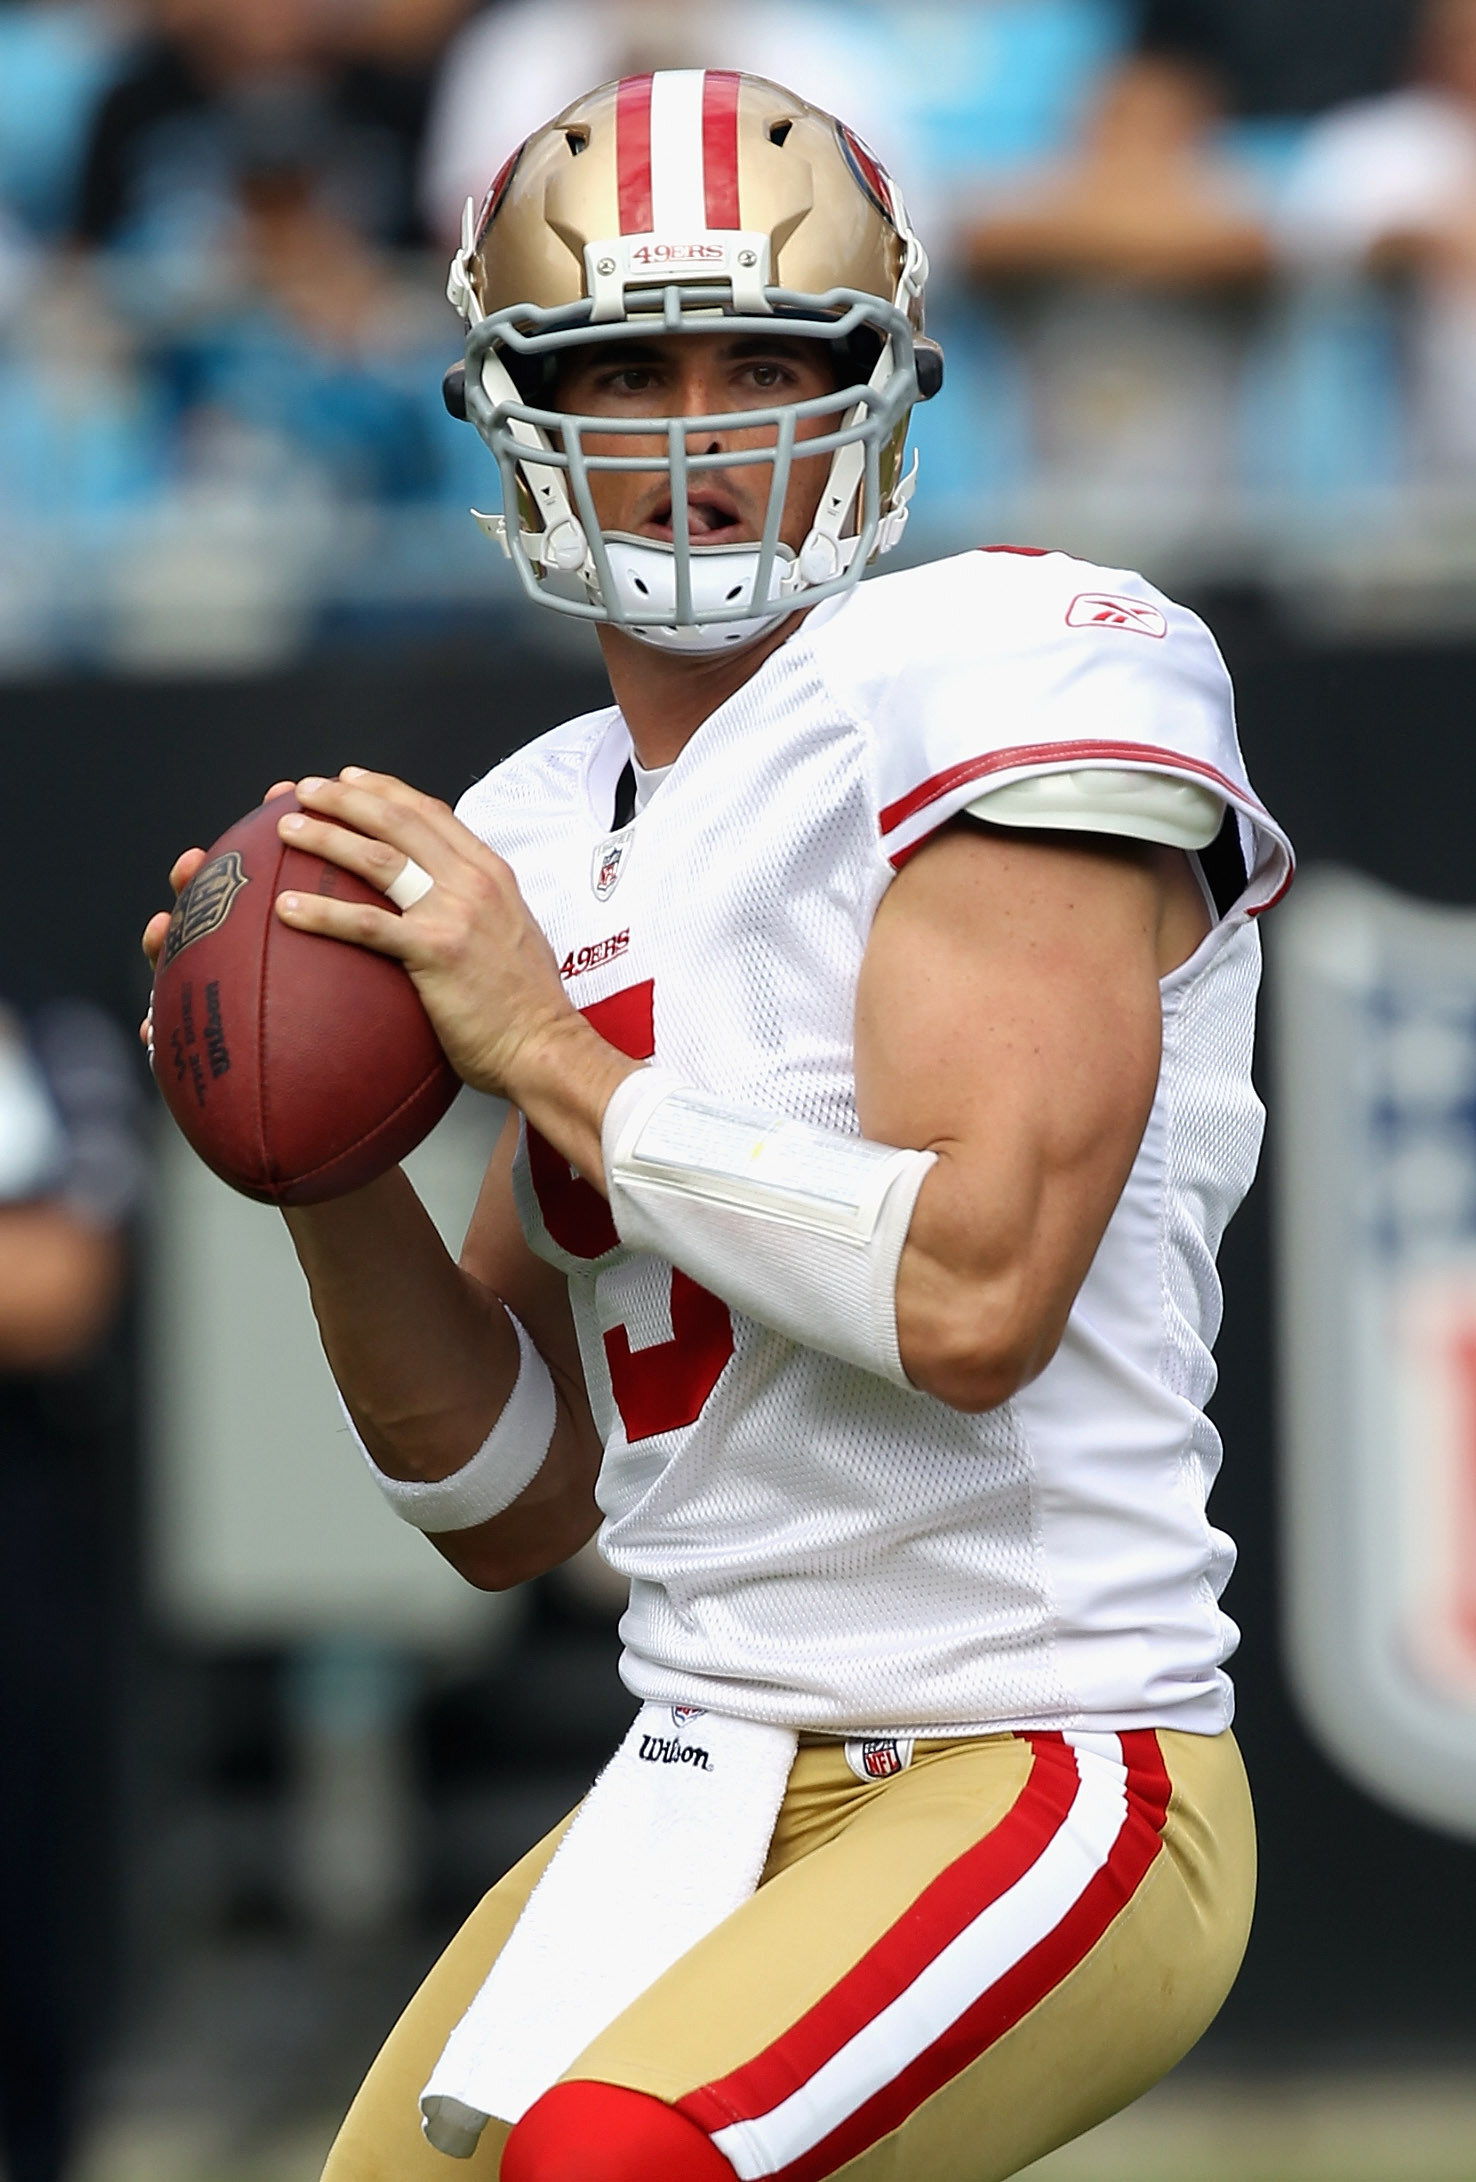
[445,70,940,651]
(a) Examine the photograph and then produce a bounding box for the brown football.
[151,792,459,1204]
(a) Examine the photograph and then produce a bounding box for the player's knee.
[500,2079,731,2182]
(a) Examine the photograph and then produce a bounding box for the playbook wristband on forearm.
[602,1069,936,1388]
[339,1311,558,1532]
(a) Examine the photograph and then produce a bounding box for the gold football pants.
[322,1725,1254,2182]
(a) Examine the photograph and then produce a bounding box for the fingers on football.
[263,780,296,805]
[141,909,173,967]
[296,771,469,872]
[169,847,207,896]
[277,809,417,899]
[274,887,415,960]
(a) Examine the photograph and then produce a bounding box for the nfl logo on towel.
[1277,872,1476,1841]
[671,1706,707,1731]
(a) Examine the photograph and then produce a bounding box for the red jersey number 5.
[525,979,735,1441]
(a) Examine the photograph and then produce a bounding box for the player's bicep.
[858,819,1164,1155]
[856,821,1166,1406]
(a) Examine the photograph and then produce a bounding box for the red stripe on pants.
[679,1733,1172,2180]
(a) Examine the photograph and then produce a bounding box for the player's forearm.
[282,1167,522,1481]
[501,1012,642,1188]
[892,1160,1074,1411]
[282,1169,603,1588]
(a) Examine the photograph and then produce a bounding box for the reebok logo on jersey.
[559,930,630,981]
[1066,593,1168,638]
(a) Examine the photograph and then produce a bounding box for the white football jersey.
[457,549,1294,1737]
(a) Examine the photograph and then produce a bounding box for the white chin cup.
[600,536,798,653]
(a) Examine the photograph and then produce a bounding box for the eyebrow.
[567,336,823,372]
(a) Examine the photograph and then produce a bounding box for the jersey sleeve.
[820,549,1293,918]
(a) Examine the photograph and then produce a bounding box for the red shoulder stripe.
[878,737,1268,843]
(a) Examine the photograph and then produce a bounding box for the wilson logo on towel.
[638,1731,714,1772]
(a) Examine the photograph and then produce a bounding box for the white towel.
[420,1703,799,2156]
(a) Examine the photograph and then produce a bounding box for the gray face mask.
[458,290,924,650]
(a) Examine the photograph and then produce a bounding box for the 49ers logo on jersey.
[1066,593,1168,639]
[560,930,630,981]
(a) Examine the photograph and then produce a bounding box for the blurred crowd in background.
[3,0,1476,665]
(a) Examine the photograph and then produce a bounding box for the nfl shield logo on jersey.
[1277,872,1476,1840]
[591,831,631,901]
[844,1737,915,1781]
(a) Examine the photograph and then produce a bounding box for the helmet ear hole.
[833,329,882,390]
[768,119,793,146]
[442,361,468,420]
[914,338,945,401]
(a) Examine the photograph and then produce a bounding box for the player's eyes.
[599,367,660,394]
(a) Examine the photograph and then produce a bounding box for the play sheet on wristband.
[628,1091,910,1237]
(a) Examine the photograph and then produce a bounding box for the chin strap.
[446,196,483,328]
[793,336,905,585]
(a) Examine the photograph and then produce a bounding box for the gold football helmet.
[444,70,940,650]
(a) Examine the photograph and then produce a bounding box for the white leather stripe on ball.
[386,856,434,910]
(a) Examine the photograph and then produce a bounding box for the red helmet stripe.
[837,121,895,221]
[616,73,654,234]
[474,144,521,245]
[701,69,742,229]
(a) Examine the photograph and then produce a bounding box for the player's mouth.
[639,488,749,544]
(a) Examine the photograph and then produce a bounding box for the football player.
[147,69,1293,2182]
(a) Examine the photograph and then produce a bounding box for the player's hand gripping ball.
[150,793,459,1203]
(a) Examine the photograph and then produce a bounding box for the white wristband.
[340,1311,557,1532]
[602,1070,935,1388]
